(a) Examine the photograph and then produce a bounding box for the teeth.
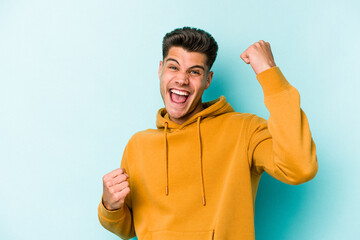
[170,89,189,96]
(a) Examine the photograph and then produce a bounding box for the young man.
[98,27,318,240]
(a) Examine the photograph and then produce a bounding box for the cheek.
[160,80,166,95]
[160,77,170,96]
[194,78,206,91]
[161,73,176,88]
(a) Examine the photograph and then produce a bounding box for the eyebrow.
[165,58,205,71]
[165,58,180,65]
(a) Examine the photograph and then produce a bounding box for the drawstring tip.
[165,186,169,196]
[202,197,206,206]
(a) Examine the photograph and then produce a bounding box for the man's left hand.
[240,40,276,75]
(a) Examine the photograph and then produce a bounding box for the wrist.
[254,62,276,75]
[102,197,121,211]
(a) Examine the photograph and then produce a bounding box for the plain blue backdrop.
[1,0,359,239]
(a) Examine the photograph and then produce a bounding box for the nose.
[175,71,189,85]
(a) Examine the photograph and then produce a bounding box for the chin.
[164,93,200,123]
[166,108,188,120]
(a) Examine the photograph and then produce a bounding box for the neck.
[170,102,204,125]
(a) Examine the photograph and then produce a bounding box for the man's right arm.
[98,152,136,239]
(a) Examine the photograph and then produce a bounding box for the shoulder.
[202,112,266,134]
[127,128,162,145]
[216,111,265,126]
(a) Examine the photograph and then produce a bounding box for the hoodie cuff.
[256,66,291,97]
[98,197,126,221]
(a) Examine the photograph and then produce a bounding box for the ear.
[205,71,213,89]
[158,61,163,79]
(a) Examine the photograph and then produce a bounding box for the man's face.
[159,47,213,125]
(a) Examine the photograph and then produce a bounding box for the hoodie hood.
[155,96,234,206]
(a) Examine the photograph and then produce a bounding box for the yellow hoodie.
[98,67,318,240]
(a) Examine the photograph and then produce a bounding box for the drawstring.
[197,117,206,206]
[164,122,169,196]
[163,118,207,206]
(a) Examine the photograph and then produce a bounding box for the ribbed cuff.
[256,66,291,97]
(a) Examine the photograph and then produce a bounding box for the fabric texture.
[98,66,318,240]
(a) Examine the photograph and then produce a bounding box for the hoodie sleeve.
[247,66,318,185]
[98,146,136,239]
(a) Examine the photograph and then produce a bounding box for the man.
[98,27,318,240]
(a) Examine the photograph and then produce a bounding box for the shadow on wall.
[255,173,316,239]
[203,63,233,103]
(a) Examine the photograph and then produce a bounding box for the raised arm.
[242,41,318,184]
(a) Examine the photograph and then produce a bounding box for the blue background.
[1,0,359,239]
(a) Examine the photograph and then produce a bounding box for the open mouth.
[169,89,190,104]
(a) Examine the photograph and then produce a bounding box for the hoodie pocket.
[144,229,215,240]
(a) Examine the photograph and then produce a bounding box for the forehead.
[165,47,207,68]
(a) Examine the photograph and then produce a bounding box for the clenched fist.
[102,168,130,211]
[240,40,276,75]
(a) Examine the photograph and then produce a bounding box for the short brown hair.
[162,27,218,70]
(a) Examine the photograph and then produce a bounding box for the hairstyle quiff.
[162,27,218,70]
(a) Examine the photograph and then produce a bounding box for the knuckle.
[104,181,111,188]
[115,192,125,201]
[119,188,130,198]
[120,174,127,182]
[113,192,121,201]
[119,181,129,190]
[124,187,131,194]
[114,175,122,183]
[102,175,108,182]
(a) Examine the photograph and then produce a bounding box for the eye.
[169,66,178,70]
[190,70,201,75]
